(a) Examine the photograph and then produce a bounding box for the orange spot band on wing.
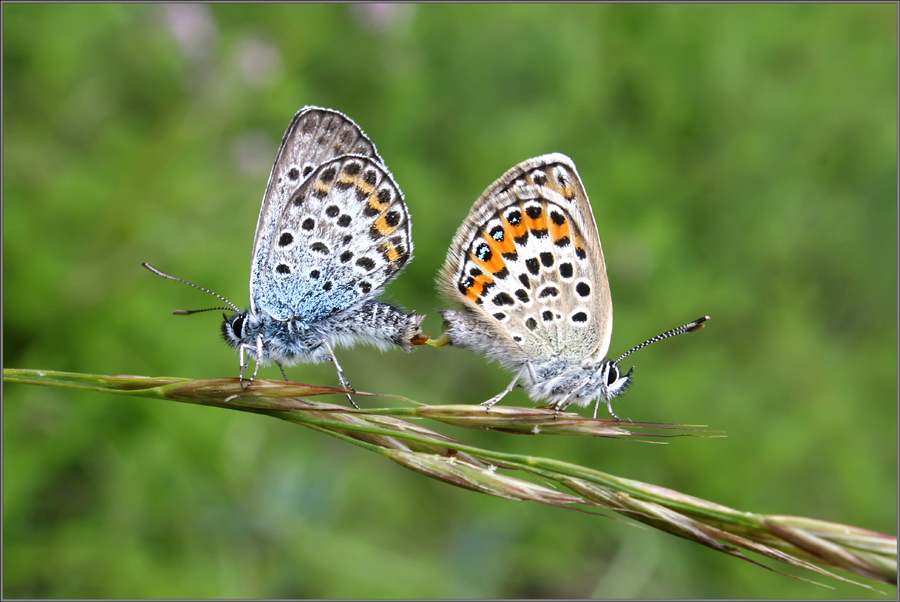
[374,214,398,237]
[368,193,388,214]
[339,173,375,197]
[550,215,571,244]
[502,208,528,240]
[382,241,402,262]
[471,248,506,276]
[354,177,375,196]
[524,205,549,234]
[483,228,516,258]
[573,235,587,259]
[464,273,494,302]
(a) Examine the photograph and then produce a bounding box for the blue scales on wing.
[254,154,411,323]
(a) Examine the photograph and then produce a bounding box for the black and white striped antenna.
[142,262,241,314]
[614,316,709,366]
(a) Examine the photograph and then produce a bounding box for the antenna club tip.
[172,310,190,315]
[687,315,710,333]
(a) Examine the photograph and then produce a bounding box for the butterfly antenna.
[614,316,709,365]
[173,307,235,315]
[142,262,241,314]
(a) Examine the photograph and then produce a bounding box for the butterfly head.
[601,360,634,400]
[578,360,633,419]
[221,311,251,350]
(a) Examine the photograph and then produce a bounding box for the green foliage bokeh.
[3,4,896,598]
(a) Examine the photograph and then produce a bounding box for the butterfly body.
[438,153,704,419]
[223,299,422,367]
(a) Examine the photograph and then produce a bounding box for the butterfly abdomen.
[437,308,531,372]
[323,301,424,352]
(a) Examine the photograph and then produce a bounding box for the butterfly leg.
[596,395,622,422]
[320,339,360,409]
[277,362,288,381]
[244,334,264,390]
[237,335,266,390]
[238,345,248,388]
[526,361,539,382]
[552,396,577,419]
[552,374,592,419]
[480,374,520,411]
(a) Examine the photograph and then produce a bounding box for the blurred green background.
[4,4,896,598]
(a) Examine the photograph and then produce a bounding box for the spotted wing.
[250,107,383,315]
[438,154,613,361]
[255,155,411,323]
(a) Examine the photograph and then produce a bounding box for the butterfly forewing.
[440,154,614,362]
[250,107,383,315]
[257,155,411,322]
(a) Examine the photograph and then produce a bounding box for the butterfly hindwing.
[250,107,383,316]
[439,154,613,362]
[257,155,411,322]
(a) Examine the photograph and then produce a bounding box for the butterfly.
[436,153,707,419]
[145,107,422,403]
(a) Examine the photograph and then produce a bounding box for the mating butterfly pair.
[145,107,706,419]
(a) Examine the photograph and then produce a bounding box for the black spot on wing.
[320,166,337,182]
[475,243,492,262]
[538,286,559,298]
[492,292,514,306]
[356,257,376,271]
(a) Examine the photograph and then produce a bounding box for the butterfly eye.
[231,316,244,339]
[606,364,620,386]
[606,365,634,400]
